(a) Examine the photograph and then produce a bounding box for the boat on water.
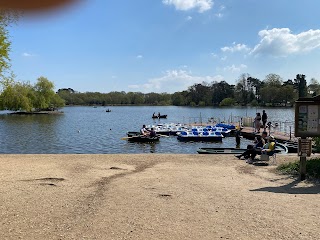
[152,114,167,119]
[177,131,223,142]
[197,143,288,154]
[191,126,232,137]
[126,131,160,142]
[146,123,187,136]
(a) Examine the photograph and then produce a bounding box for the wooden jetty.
[240,126,297,143]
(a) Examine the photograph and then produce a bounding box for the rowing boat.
[197,148,246,154]
[125,131,160,142]
[197,143,288,154]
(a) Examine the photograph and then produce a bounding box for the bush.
[250,99,259,106]
[198,101,206,106]
[277,158,320,179]
[219,98,235,106]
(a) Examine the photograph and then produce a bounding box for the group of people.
[253,110,268,133]
[152,112,161,118]
[235,131,276,164]
[140,125,157,137]
[254,110,268,133]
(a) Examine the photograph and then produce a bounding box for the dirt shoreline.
[0,154,319,240]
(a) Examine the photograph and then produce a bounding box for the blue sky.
[8,0,320,93]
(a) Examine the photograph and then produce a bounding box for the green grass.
[277,158,320,179]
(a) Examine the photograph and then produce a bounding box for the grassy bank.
[277,158,320,179]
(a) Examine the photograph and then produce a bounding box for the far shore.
[0,153,319,240]
[9,110,64,115]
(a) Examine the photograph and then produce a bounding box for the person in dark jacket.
[235,127,241,147]
[262,110,268,131]
[235,131,268,160]
[149,128,157,137]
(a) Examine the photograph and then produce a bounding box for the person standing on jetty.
[262,110,268,131]
[235,126,241,147]
[254,112,261,133]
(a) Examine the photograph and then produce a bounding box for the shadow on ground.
[250,179,320,194]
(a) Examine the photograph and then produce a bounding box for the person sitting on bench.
[235,132,267,160]
[248,135,276,163]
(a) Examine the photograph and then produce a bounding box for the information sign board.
[295,96,320,137]
[298,138,312,157]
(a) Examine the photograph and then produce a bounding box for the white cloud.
[136,55,143,59]
[128,69,224,93]
[211,52,218,58]
[223,64,247,73]
[162,0,213,13]
[22,52,36,57]
[221,43,250,53]
[251,28,320,57]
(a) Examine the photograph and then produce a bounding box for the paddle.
[157,134,170,138]
[121,136,134,140]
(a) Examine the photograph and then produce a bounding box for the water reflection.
[0,114,63,153]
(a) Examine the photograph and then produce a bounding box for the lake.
[0,106,294,154]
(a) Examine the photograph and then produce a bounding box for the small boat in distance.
[152,114,167,119]
[152,112,167,119]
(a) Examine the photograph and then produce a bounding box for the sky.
[8,0,320,93]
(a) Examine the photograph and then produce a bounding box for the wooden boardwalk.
[240,126,297,143]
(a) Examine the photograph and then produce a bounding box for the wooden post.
[289,126,292,141]
[299,137,307,181]
[300,155,307,181]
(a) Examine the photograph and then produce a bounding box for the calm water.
[0,106,294,154]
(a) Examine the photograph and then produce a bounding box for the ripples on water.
[0,106,294,154]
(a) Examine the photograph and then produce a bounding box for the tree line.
[57,73,315,107]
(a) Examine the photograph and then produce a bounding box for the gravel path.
[0,154,319,240]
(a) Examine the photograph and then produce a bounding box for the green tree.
[211,81,233,106]
[172,92,186,106]
[234,73,255,105]
[33,76,56,109]
[0,11,19,78]
[264,73,283,87]
[294,74,307,98]
[0,76,35,111]
[187,82,211,106]
[219,98,235,106]
[308,78,320,97]
[281,85,296,106]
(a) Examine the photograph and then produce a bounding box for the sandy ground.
[0,154,319,240]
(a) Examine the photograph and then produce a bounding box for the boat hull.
[197,144,288,154]
[177,136,223,142]
[128,136,160,142]
[197,148,247,154]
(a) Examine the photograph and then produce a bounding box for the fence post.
[289,126,292,140]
